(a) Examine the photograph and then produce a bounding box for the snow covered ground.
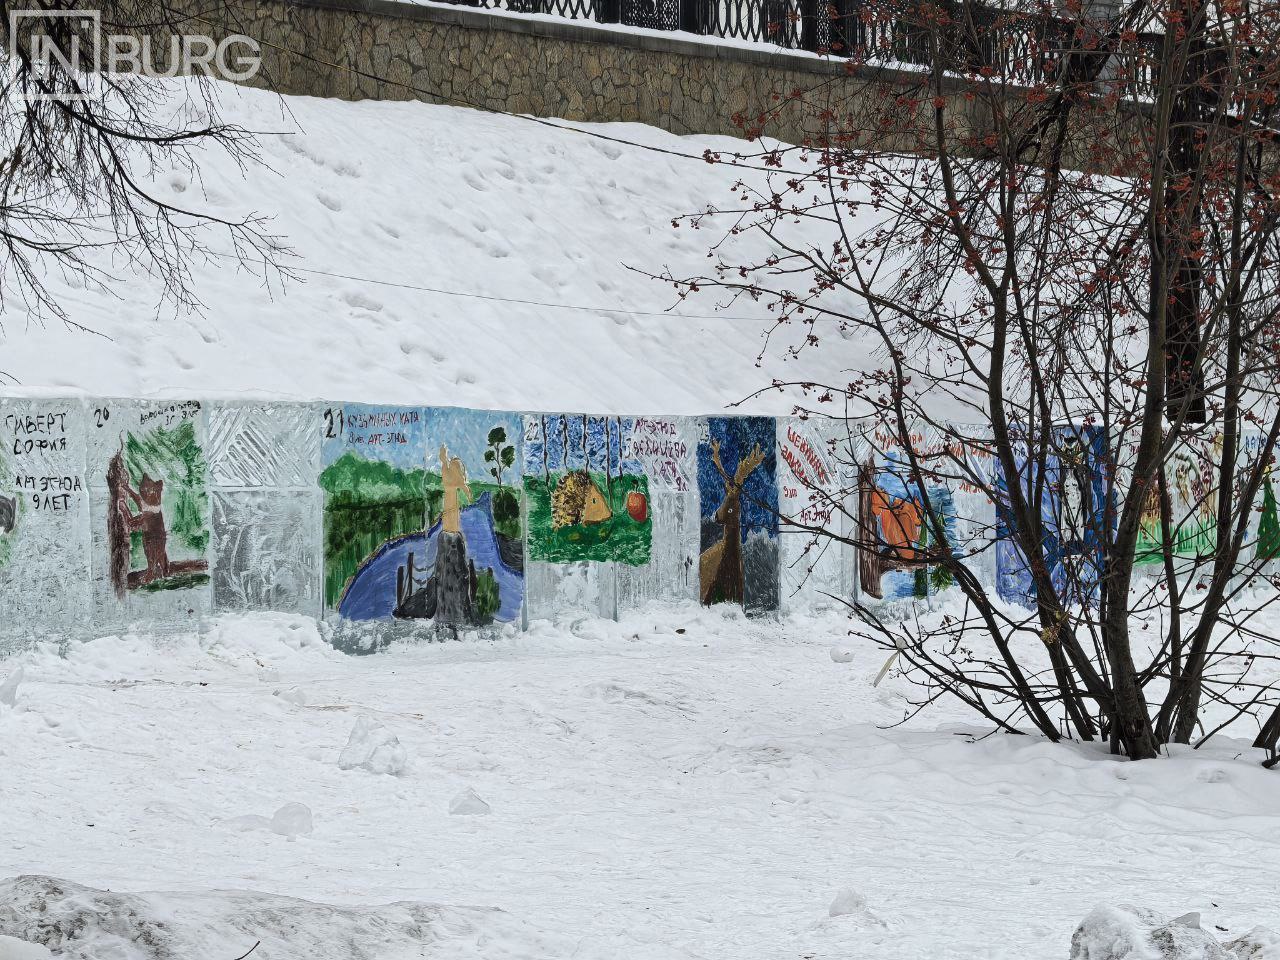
[3,608,1278,959]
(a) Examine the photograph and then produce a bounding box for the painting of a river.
[338,493,523,623]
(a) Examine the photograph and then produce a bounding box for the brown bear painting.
[106,419,210,598]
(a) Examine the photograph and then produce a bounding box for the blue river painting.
[338,492,523,623]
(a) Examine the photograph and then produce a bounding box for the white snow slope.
[0,81,858,416]
[2,608,1279,960]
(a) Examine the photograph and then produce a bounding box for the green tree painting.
[485,427,515,486]
[1259,474,1280,561]
[319,452,427,607]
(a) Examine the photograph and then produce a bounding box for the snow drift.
[0,876,575,960]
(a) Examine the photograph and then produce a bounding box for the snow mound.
[1070,905,1279,960]
[338,715,409,776]
[0,876,572,960]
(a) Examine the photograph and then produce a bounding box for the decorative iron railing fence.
[441,0,1165,97]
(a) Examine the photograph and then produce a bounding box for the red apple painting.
[626,486,649,523]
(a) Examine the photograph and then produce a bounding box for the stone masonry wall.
[172,0,981,147]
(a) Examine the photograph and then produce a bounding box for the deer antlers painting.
[699,428,773,607]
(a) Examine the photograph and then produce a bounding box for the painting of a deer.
[700,439,766,605]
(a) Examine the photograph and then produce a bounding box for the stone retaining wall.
[174,0,976,147]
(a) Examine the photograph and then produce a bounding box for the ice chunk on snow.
[1070,904,1234,959]
[338,715,408,776]
[270,803,313,840]
[273,686,308,706]
[449,788,491,816]
[829,646,855,663]
[0,935,52,960]
[0,667,23,707]
[827,887,884,926]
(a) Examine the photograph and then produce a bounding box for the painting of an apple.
[626,488,648,523]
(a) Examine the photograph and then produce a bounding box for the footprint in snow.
[341,290,383,312]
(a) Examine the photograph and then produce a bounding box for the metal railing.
[441,0,1165,97]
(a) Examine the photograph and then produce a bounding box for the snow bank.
[0,876,574,960]
[1070,905,1280,960]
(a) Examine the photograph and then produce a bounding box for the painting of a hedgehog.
[551,471,612,530]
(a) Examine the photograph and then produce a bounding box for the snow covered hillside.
[2,609,1278,959]
[0,81,854,417]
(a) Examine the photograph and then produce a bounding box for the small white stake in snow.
[872,653,898,687]
[449,788,491,816]
[0,667,24,707]
[873,637,909,687]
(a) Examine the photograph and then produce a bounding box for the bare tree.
[666,0,1280,760]
[0,0,286,335]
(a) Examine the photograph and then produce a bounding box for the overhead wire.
[209,249,790,322]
